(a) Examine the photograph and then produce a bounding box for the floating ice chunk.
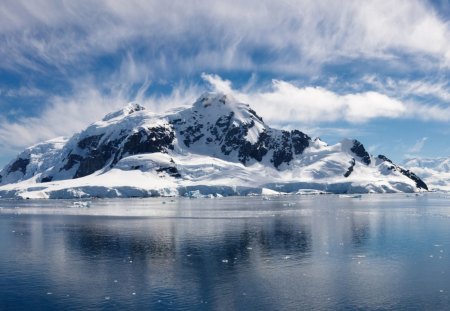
[339,194,362,198]
[295,189,330,195]
[283,202,296,206]
[222,259,228,263]
[72,201,91,208]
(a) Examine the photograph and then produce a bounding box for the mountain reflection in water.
[1,194,450,310]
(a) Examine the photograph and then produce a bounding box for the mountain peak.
[102,102,146,121]
[0,92,428,197]
[193,92,240,109]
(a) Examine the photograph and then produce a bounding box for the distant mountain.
[404,157,450,191]
[0,92,427,198]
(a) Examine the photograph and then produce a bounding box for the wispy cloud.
[408,137,428,154]
[0,0,449,75]
[362,75,450,102]
[202,74,450,127]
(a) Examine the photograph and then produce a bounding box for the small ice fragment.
[105,296,110,300]
[222,259,228,263]
[358,261,361,264]
[129,260,133,263]
[187,254,192,257]
[132,292,136,295]
[325,251,329,255]
[440,289,444,293]
[440,250,444,253]
[114,280,118,283]
[47,292,52,295]
[247,247,252,250]
[283,256,290,259]
[430,255,434,258]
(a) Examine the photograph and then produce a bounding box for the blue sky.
[1,0,450,167]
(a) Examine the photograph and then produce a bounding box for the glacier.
[0,92,428,199]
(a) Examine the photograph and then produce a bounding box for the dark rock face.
[174,109,311,168]
[156,166,181,178]
[40,176,53,183]
[351,140,371,165]
[122,126,175,156]
[292,130,310,155]
[271,131,293,168]
[210,112,234,143]
[378,155,428,190]
[62,154,84,172]
[180,124,204,147]
[8,158,30,175]
[58,126,176,180]
[344,158,356,177]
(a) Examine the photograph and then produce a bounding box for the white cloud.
[408,137,428,153]
[201,73,233,94]
[203,74,406,125]
[0,0,449,73]
[362,75,450,102]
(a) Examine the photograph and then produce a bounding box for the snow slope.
[0,92,428,199]
[404,157,450,191]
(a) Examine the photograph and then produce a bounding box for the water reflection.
[1,195,450,310]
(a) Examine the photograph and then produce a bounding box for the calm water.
[1,194,450,310]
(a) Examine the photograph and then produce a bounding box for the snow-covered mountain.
[0,92,427,199]
[404,157,450,191]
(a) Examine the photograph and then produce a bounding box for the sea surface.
[1,193,450,310]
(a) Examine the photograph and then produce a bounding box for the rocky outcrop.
[344,158,355,177]
[351,140,371,165]
[378,155,428,190]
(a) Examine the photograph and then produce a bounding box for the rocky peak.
[189,92,264,124]
[341,139,371,165]
[102,102,146,122]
